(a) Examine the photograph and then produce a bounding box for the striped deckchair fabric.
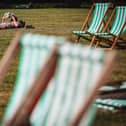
[72,3,111,44]
[95,103,115,111]
[95,99,126,111]
[110,6,126,36]
[2,36,116,126]
[29,44,107,126]
[3,33,66,123]
[94,6,126,50]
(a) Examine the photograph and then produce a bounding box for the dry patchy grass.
[0,8,126,125]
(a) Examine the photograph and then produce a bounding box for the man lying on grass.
[0,12,25,29]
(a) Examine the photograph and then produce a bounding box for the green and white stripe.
[95,103,115,111]
[88,3,109,33]
[72,31,89,37]
[72,3,109,37]
[4,34,107,126]
[110,6,126,36]
[94,32,112,38]
[4,33,66,120]
[95,98,126,110]
[95,6,126,37]
[31,43,105,126]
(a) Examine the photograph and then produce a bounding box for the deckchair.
[72,3,111,44]
[95,99,126,111]
[0,33,116,126]
[98,80,126,99]
[95,81,126,111]
[0,33,66,124]
[94,6,126,50]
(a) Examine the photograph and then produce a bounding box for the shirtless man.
[2,12,18,27]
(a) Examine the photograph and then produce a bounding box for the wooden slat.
[0,33,22,87]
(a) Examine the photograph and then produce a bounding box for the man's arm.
[2,16,5,23]
[11,15,17,22]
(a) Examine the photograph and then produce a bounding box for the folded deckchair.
[72,3,111,44]
[0,33,66,124]
[93,6,126,50]
[95,99,126,111]
[96,80,126,111]
[0,33,116,126]
[98,80,126,99]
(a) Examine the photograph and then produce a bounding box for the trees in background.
[0,0,125,8]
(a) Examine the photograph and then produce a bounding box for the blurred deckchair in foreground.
[0,33,66,125]
[0,33,116,126]
[72,3,111,44]
[93,6,126,50]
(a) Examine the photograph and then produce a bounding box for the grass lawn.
[0,8,126,125]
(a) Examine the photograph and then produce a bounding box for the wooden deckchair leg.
[110,38,118,50]
[89,36,96,47]
[95,41,100,48]
[89,3,111,47]
[0,33,21,87]
[96,3,111,33]
[71,52,117,126]
[75,36,80,44]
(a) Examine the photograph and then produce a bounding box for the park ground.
[0,9,126,125]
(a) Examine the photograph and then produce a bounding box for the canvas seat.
[72,3,111,44]
[93,6,126,50]
[95,99,126,111]
[0,33,116,126]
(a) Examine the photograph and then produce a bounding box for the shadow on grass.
[93,110,126,126]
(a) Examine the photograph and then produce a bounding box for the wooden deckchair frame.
[75,3,111,44]
[75,4,94,43]
[0,33,117,126]
[71,51,117,126]
[0,33,21,87]
[94,7,126,50]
